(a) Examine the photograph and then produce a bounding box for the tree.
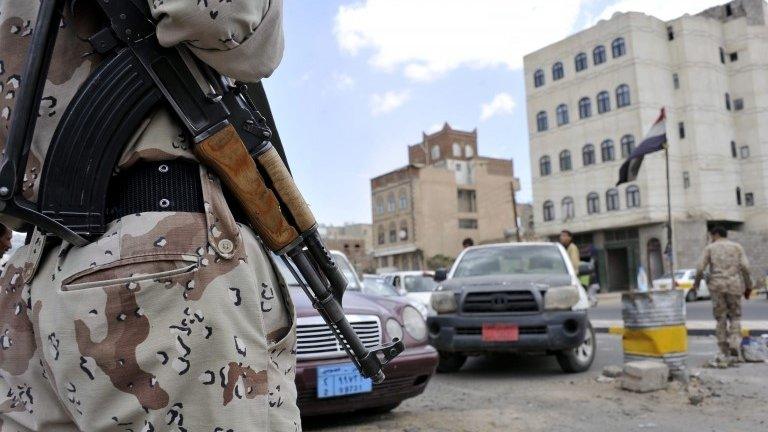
[426,254,454,270]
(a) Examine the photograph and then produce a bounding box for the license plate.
[317,363,372,399]
[482,324,519,342]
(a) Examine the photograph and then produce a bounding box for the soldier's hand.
[745,285,753,300]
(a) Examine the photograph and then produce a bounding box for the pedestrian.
[0,1,299,430]
[693,226,752,367]
[462,237,475,248]
[558,229,581,270]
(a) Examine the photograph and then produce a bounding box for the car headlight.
[431,290,457,314]
[544,285,581,310]
[402,306,427,341]
[385,318,403,342]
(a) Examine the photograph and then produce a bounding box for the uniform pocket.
[61,254,200,292]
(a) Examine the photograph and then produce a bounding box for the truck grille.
[296,315,381,360]
[462,290,539,313]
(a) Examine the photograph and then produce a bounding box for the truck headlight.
[544,286,581,311]
[431,290,457,314]
[402,306,427,341]
[385,318,403,342]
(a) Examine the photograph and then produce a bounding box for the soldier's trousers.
[0,209,301,431]
[710,290,742,355]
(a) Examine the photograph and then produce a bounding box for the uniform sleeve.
[695,246,710,279]
[148,0,284,81]
[737,244,752,288]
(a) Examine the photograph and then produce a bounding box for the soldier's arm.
[148,0,284,81]
[737,244,752,292]
[693,246,709,290]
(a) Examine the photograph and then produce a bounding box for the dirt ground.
[303,335,768,432]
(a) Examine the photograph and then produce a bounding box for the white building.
[524,0,768,291]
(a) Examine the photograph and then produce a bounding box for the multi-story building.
[371,123,520,271]
[318,223,375,274]
[524,0,768,291]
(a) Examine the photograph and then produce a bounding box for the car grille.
[462,290,539,313]
[296,315,381,360]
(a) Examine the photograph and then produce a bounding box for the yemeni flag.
[617,108,667,185]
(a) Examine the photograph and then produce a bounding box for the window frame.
[606,188,620,211]
[620,134,635,158]
[601,139,615,162]
[534,69,545,87]
[552,62,564,81]
[543,200,555,222]
[626,185,641,208]
[578,97,591,119]
[556,103,569,126]
[559,150,572,171]
[536,111,548,132]
[582,144,595,166]
[587,192,600,215]
[593,45,606,65]
[611,37,626,58]
[539,155,552,176]
[575,52,588,72]
[597,91,611,113]
[561,196,575,219]
[616,84,631,108]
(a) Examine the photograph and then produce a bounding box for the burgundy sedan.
[275,253,438,416]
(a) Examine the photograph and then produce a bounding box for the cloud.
[594,0,724,22]
[334,0,586,81]
[480,93,516,121]
[370,90,411,116]
[333,72,356,90]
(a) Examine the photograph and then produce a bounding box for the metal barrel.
[621,290,687,371]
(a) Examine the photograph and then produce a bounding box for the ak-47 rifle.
[0,0,403,383]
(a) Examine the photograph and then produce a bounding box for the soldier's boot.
[708,353,730,369]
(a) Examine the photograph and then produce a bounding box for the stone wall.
[728,230,768,288]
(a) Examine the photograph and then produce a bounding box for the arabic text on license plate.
[482,323,519,342]
[317,363,372,398]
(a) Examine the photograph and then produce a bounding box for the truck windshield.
[453,245,569,277]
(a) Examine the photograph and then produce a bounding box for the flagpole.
[664,143,675,286]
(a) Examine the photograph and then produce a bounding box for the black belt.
[106,159,204,223]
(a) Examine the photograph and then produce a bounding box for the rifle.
[0,0,403,383]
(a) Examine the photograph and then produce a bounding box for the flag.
[617,108,667,185]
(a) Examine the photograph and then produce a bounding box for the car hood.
[441,274,573,292]
[290,287,409,318]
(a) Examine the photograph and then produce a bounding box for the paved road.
[589,295,768,322]
[303,335,768,432]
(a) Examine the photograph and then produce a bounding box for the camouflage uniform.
[0,0,300,430]
[694,238,751,356]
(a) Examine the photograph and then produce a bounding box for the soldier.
[693,226,752,367]
[0,1,300,431]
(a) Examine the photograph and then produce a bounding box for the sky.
[265,0,725,226]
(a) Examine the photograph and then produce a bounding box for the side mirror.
[578,262,594,277]
[434,268,448,282]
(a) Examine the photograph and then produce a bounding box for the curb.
[595,325,765,337]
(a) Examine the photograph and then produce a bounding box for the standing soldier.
[693,226,752,367]
[0,1,300,430]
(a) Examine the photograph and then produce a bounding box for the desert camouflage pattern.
[711,291,742,355]
[0,167,300,430]
[694,238,751,295]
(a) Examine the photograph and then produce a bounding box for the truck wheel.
[437,351,467,373]
[556,322,595,373]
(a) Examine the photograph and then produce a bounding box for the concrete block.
[621,360,669,393]
[602,365,623,378]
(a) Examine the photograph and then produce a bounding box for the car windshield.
[363,278,400,297]
[331,252,363,290]
[272,252,362,290]
[453,245,569,277]
[403,275,438,292]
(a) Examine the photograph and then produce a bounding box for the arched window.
[562,196,575,219]
[377,225,385,245]
[543,200,555,222]
[587,192,600,214]
[552,62,564,81]
[612,37,626,58]
[575,52,588,72]
[534,69,545,87]
[465,144,474,157]
[593,45,606,65]
[399,220,409,241]
[539,155,552,176]
[620,134,635,158]
[430,145,440,160]
[578,97,591,119]
[559,150,572,171]
[536,111,548,132]
[387,193,396,212]
[601,139,615,162]
[616,84,631,108]
[388,222,397,243]
[376,197,384,214]
[606,188,620,211]
[736,187,742,205]
[582,144,595,166]
[398,190,408,209]
[556,104,569,126]
[597,91,611,113]
[626,185,641,208]
[452,142,461,157]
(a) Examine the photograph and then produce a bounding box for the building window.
[719,47,725,64]
[457,189,477,213]
[626,185,641,208]
[729,51,738,62]
[534,69,545,87]
[539,155,551,176]
[611,37,626,58]
[745,192,754,207]
[597,91,611,113]
[559,150,572,171]
[562,197,575,219]
[734,98,744,111]
[587,192,600,214]
[459,219,478,229]
[543,200,555,222]
[667,26,674,40]
[376,197,384,214]
[378,225,385,245]
[593,45,606,65]
[431,145,440,160]
[465,145,474,157]
[399,220,409,241]
[736,187,742,205]
[536,111,548,132]
[578,97,591,119]
[456,164,462,171]
[725,93,731,111]
[606,188,620,211]
[575,52,588,72]
[552,62,564,81]
[582,144,596,166]
[601,139,615,162]
[678,122,685,139]
[452,142,461,157]
[399,191,408,209]
[616,84,631,108]
[389,222,397,242]
[740,145,750,159]
[556,104,569,126]
[731,141,738,158]
[673,73,679,89]
[683,171,690,189]
[726,3,733,16]
[387,193,396,212]
[620,134,635,158]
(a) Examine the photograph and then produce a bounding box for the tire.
[685,289,697,302]
[437,351,467,373]
[556,322,596,373]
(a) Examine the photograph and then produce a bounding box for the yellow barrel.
[621,290,687,371]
